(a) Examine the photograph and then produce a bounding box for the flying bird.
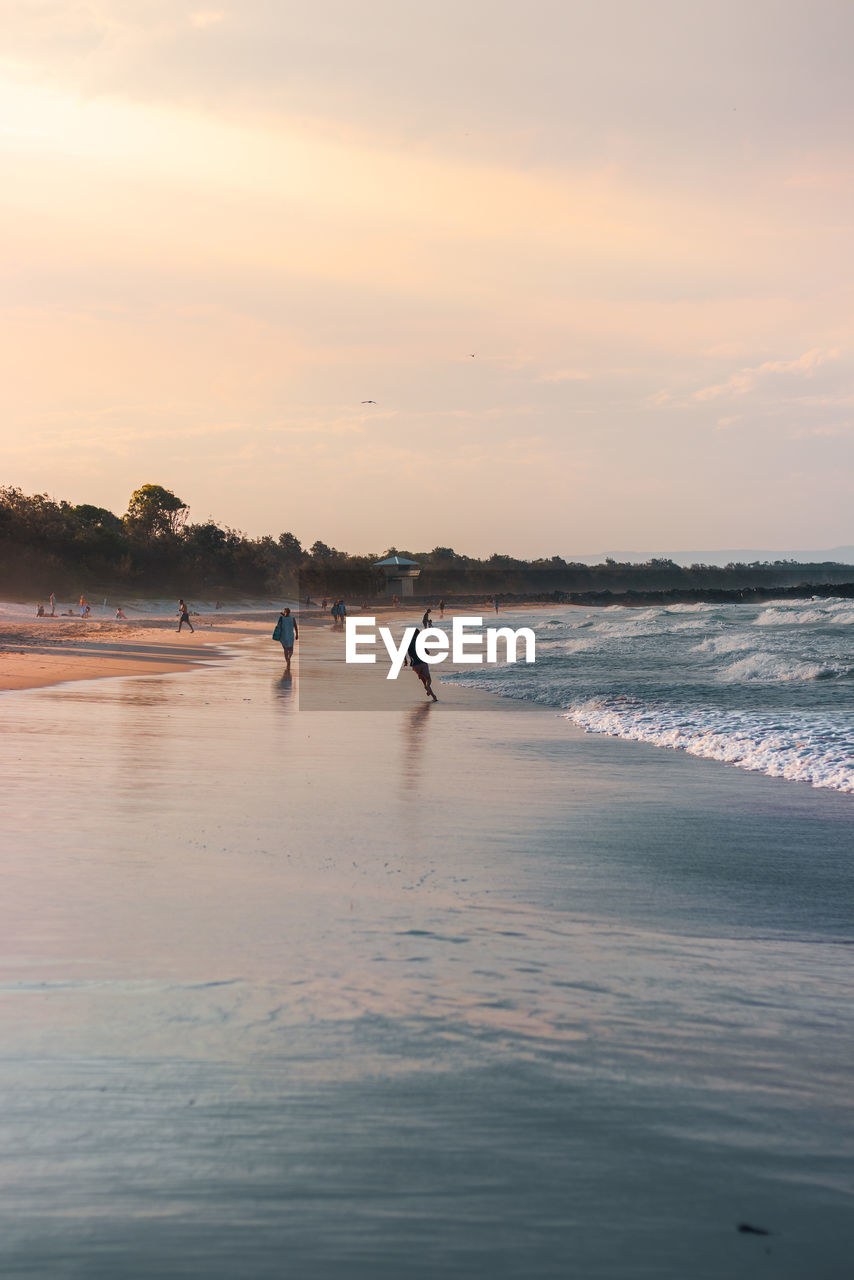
[361,400,376,404]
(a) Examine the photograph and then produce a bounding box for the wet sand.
[1,624,853,1278]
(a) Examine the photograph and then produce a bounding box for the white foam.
[692,633,755,656]
[718,652,834,683]
[755,599,854,627]
[443,599,854,795]
[662,602,719,613]
[564,697,854,794]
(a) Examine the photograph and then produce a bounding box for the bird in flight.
[468,353,476,358]
[361,399,376,404]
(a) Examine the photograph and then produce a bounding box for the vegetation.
[1,483,852,601]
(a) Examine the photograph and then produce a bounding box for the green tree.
[124,484,188,540]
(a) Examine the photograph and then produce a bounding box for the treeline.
[1,483,852,599]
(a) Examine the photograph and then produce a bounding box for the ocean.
[442,597,854,794]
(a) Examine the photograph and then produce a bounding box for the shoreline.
[0,603,543,696]
[5,608,852,804]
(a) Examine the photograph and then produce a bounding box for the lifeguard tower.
[374,555,421,598]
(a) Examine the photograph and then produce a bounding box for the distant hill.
[568,546,854,568]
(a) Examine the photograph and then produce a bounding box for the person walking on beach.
[49,592,56,617]
[331,600,339,623]
[406,628,438,701]
[177,599,194,633]
[422,607,432,628]
[273,606,298,673]
[439,598,445,618]
[338,599,347,623]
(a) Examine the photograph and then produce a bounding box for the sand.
[0,616,252,691]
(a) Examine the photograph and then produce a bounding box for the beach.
[0,616,246,692]
[1,617,853,1278]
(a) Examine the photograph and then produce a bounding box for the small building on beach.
[374,555,421,597]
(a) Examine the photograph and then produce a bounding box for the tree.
[71,504,123,532]
[124,484,188,539]
[277,532,303,562]
[310,540,341,560]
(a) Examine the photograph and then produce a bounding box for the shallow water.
[1,644,853,1278]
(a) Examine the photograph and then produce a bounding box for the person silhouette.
[274,606,298,673]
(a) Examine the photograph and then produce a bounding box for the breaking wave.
[441,598,854,794]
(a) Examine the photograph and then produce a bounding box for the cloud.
[538,369,591,383]
[787,422,853,439]
[693,348,841,402]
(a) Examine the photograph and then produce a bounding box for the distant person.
[305,592,311,609]
[115,607,127,620]
[439,598,445,618]
[81,603,91,618]
[338,599,347,622]
[331,600,339,622]
[49,592,56,617]
[392,594,399,608]
[493,597,499,613]
[215,600,223,610]
[406,628,438,701]
[322,597,329,609]
[177,599,194,633]
[422,608,432,628]
[273,606,298,673]
[36,604,44,617]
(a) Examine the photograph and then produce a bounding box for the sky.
[1,0,852,558]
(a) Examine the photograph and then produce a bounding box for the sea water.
[442,598,854,793]
[1,632,853,1278]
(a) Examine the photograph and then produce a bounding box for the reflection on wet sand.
[399,701,434,791]
[274,673,295,701]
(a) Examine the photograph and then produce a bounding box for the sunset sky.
[2,0,852,557]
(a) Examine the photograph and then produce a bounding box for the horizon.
[2,2,852,554]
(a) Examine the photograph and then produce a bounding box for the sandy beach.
[1,618,853,1278]
[0,616,254,691]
